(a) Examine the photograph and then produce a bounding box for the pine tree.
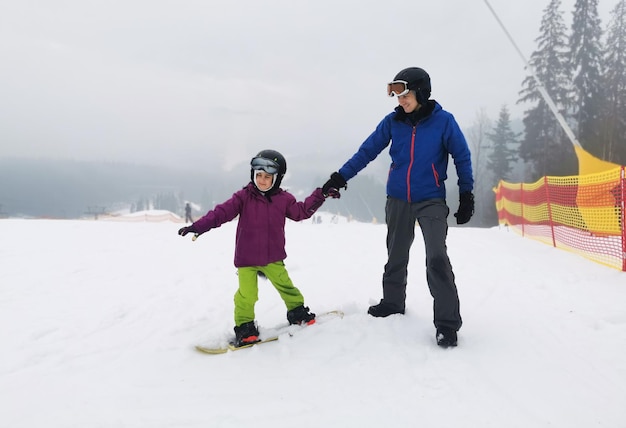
[466,108,494,226]
[481,106,519,226]
[600,0,626,164]
[518,0,576,180]
[570,0,605,153]
[486,106,520,183]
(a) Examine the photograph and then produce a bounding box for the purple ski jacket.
[192,183,326,267]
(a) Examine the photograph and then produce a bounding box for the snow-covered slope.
[1,217,625,427]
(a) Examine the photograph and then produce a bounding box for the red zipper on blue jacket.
[406,126,416,202]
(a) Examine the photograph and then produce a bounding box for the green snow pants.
[234,261,305,326]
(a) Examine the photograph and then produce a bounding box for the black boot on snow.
[287,305,316,325]
[367,300,405,318]
[436,328,458,348]
[234,321,260,347]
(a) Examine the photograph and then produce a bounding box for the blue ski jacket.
[338,101,473,203]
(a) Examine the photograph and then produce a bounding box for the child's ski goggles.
[251,157,280,174]
[387,80,410,97]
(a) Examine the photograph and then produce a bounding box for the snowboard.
[195,310,343,355]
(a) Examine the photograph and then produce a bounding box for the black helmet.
[393,67,431,105]
[250,149,287,191]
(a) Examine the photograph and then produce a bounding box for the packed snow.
[1,213,625,427]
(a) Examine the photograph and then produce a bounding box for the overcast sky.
[0,0,615,171]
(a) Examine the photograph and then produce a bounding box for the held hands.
[325,188,341,199]
[322,172,347,199]
[454,192,475,225]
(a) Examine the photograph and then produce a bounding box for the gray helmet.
[393,67,431,105]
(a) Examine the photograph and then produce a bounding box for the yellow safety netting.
[494,159,625,271]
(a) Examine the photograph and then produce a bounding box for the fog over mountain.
[4,1,614,226]
[2,1,611,171]
[0,156,392,223]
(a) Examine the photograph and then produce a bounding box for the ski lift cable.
[482,0,581,149]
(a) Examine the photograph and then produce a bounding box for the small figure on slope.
[184,202,193,223]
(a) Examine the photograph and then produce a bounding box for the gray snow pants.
[382,197,462,331]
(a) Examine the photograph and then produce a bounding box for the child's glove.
[322,172,347,197]
[325,188,341,199]
[178,225,197,236]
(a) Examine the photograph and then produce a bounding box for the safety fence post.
[519,183,526,236]
[544,176,556,247]
[621,166,626,272]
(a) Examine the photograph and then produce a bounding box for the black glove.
[454,192,474,225]
[322,172,347,197]
[178,225,196,236]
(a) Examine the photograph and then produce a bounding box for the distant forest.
[0,157,392,224]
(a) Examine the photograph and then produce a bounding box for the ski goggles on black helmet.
[251,157,280,174]
[387,80,410,97]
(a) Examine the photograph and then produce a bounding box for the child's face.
[255,171,275,191]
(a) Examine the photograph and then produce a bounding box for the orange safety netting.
[494,166,626,271]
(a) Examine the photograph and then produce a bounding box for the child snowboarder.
[178,149,340,347]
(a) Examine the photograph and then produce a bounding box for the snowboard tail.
[195,336,279,354]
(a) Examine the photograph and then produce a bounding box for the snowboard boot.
[287,305,316,325]
[234,321,260,347]
[367,300,405,318]
[436,327,458,348]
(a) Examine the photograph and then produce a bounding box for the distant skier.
[178,149,340,347]
[184,202,193,223]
